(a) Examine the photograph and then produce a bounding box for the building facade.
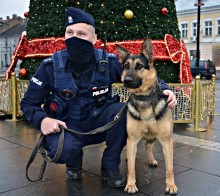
[0,15,26,76]
[175,0,220,67]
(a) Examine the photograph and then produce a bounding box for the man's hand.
[163,90,177,108]
[40,117,67,135]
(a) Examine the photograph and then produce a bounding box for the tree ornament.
[19,68,28,77]
[24,11,29,18]
[124,10,134,19]
[161,7,168,15]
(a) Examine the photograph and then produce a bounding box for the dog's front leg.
[124,138,139,194]
[158,136,178,195]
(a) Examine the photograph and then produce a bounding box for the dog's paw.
[124,184,138,194]
[165,184,178,195]
[148,159,158,167]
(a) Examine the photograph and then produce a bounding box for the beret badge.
[68,16,73,24]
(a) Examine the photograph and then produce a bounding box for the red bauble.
[161,7,168,15]
[19,68,27,77]
[24,11,29,18]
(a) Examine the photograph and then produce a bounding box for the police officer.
[20,7,177,188]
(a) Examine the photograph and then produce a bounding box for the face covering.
[65,36,94,70]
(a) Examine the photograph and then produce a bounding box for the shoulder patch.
[108,53,117,59]
[43,57,53,64]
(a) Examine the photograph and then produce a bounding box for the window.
[181,23,188,38]
[190,50,197,60]
[192,22,197,37]
[204,20,212,36]
[217,19,220,35]
[4,54,7,66]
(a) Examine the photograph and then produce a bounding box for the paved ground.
[0,82,220,196]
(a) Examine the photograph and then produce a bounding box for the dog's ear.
[116,44,130,64]
[141,38,154,65]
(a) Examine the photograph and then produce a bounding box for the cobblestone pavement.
[173,133,220,152]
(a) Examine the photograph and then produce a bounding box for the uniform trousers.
[44,102,127,170]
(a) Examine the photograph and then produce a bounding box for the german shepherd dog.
[116,39,178,195]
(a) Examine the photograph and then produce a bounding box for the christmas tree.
[20,0,183,83]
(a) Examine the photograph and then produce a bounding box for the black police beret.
[65,7,95,27]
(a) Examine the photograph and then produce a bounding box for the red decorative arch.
[6,33,192,83]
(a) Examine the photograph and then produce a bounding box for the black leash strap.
[63,102,127,135]
[26,102,127,182]
[26,130,65,182]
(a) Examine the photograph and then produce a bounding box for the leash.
[26,102,127,182]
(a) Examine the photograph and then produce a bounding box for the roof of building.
[0,14,20,24]
[175,0,220,12]
[0,19,26,38]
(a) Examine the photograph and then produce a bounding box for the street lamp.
[194,0,204,76]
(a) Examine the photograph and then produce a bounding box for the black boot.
[66,166,82,180]
[101,167,125,188]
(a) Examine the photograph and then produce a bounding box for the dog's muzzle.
[124,76,142,89]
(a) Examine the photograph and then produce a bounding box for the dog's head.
[116,38,157,94]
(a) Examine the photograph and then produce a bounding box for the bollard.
[188,75,206,132]
[11,72,18,121]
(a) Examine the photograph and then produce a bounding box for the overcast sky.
[0,0,29,19]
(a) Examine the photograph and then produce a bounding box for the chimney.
[6,16,10,20]
[12,14,17,19]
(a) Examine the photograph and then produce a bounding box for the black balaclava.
[65,36,95,73]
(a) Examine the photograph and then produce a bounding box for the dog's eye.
[123,63,130,70]
[136,63,144,70]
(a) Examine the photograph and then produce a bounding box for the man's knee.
[45,133,83,164]
[57,143,82,164]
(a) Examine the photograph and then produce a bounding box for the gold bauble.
[124,10,134,20]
